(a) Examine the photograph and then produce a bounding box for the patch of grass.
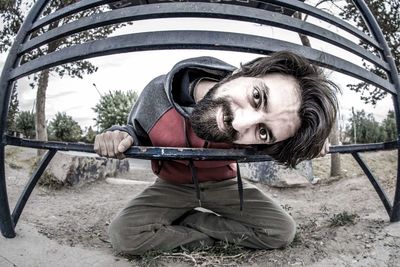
[38,171,65,189]
[30,157,65,190]
[5,147,22,169]
[281,204,293,214]
[5,146,21,157]
[8,161,23,169]
[291,231,303,246]
[291,217,319,247]
[312,151,397,188]
[329,211,358,227]
[319,204,329,217]
[126,238,258,266]
[21,156,40,168]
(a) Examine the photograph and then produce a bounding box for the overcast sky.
[0,11,393,132]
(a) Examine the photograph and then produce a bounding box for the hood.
[164,56,236,118]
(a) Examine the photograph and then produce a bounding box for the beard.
[190,83,238,143]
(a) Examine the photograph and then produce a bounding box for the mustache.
[219,101,236,135]
[190,94,238,143]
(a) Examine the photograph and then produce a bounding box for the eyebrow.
[258,82,270,112]
[257,82,276,143]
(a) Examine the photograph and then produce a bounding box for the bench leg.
[12,149,57,226]
[352,152,392,216]
[0,145,16,238]
[390,150,400,222]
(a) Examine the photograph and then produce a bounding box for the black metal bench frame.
[1,0,399,238]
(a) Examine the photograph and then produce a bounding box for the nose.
[231,109,262,133]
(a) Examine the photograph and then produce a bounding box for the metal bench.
[1,0,399,238]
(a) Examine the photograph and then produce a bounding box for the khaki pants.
[109,178,296,255]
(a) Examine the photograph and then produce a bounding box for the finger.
[118,134,134,154]
[322,139,329,155]
[98,134,108,157]
[325,143,330,155]
[113,132,123,158]
[324,140,330,154]
[94,135,100,154]
[104,131,116,158]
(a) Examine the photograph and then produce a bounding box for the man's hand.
[94,130,134,159]
[317,138,330,158]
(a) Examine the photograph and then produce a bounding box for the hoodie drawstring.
[236,161,244,211]
[184,118,202,207]
[184,118,243,211]
[189,160,202,207]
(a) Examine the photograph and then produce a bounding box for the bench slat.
[11,30,396,94]
[19,2,390,71]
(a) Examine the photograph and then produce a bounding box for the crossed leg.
[109,178,296,255]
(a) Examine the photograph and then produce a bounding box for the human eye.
[252,87,261,107]
[259,125,268,141]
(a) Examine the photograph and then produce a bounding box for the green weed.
[329,211,358,227]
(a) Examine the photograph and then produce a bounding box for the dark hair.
[226,51,340,168]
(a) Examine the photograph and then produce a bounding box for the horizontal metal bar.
[4,135,272,162]
[352,152,392,216]
[5,136,399,162]
[11,149,57,226]
[19,2,389,71]
[10,31,396,94]
[329,140,399,154]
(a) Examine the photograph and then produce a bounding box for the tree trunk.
[294,10,342,177]
[35,69,49,155]
[330,119,341,177]
[34,30,59,155]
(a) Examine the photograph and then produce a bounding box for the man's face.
[190,73,302,145]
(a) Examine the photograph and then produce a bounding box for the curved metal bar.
[0,0,49,138]
[261,0,381,50]
[352,152,392,216]
[0,145,15,238]
[0,0,50,239]
[352,0,400,222]
[394,149,400,222]
[30,0,111,32]
[10,30,396,94]
[19,2,390,71]
[12,149,57,226]
[352,1,400,128]
[29,0,381,50]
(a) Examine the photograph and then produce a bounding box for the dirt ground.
[2,146,400,266]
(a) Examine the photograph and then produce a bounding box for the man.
[94,51,339,255]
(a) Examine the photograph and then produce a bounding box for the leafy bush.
[345,109,396,143]
[15,110,35,138]
[48,112,82,142]
[93,90,138,131]
[81,126,97,143]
